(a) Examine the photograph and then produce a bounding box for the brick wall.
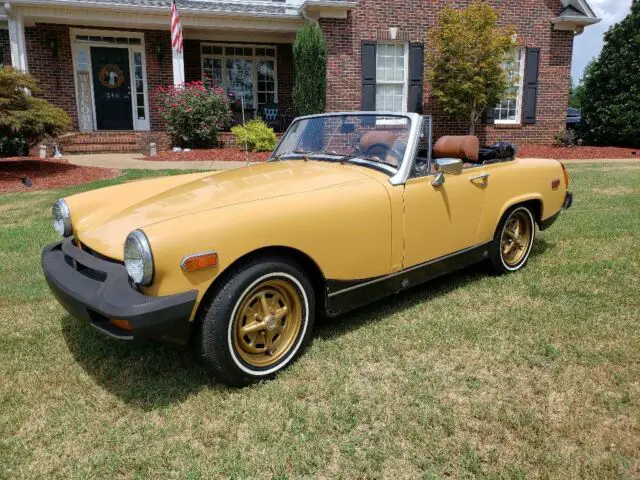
[321,0,574,145]
[25,24,77,127]
[0,29,11,66]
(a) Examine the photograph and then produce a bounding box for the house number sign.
[76,72,93,132]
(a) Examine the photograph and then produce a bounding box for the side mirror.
[432,158,463,187]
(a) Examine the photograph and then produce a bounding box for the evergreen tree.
[292,22,327,116]
[580,1,640,146]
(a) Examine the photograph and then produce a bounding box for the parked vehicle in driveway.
[42,112,572,386]
[567,107,582,128]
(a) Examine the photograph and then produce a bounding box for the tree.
[292,21,327,116]
[0,67,71,155]
[579,1,640,147]
[427,1,516,135]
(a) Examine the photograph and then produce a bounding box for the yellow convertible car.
[42,112,572,386]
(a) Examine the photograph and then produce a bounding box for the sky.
[571,0,633,82]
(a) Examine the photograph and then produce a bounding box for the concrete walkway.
[67,153,250,171]
[66,153,640,171]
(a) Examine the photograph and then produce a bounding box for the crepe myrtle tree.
[293,21,328,116]
[427,0,516,135]
[0,67,71,156]
[579,0,640,147]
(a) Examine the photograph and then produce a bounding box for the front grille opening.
[63,254,107,282]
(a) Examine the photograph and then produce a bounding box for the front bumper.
[42,237,198,345]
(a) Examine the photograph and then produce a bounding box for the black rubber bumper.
[540,191,573,231]
[563,191,573,210]
[42,238,198,345]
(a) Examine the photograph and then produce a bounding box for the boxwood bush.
[231,119,277,152]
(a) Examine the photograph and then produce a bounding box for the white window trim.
[200,43,278,112]
[69,28,150,132]
[375,41,409,114]
[495,48,526,125]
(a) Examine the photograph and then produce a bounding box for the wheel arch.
[192,246,328,327]
[495,196,544,237]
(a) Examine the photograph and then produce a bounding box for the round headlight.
[124,230,154,286]
[52,199,72,237]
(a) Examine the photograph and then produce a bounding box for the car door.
[402,166,489,268]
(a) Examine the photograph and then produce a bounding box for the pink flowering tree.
[154,81,232,148]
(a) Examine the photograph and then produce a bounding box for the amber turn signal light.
[110,319,133,331]
[181,252,218,272]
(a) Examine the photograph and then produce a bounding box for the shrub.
[293,22,327,116]
[155,81,232,148]
[0,67,71,156]
[555,129,577,147]
[231,119,277,152]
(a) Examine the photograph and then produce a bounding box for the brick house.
[0,0,599,152]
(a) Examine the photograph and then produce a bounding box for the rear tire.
[488,205,536,275]
[195,257,315,387]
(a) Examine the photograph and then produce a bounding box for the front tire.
[488,205,536,275]
[196,257,315,386]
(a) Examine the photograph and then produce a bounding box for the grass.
[0,164,639,478]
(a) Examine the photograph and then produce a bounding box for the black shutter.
[483,105,495,124]
[407,43,424,113]
[522,47,540,124]
[361,41,376,111]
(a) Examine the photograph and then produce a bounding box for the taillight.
[560,162,570,189]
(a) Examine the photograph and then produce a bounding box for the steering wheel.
[363,143,404,165]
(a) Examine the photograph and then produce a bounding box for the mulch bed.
[518,145,640,160]
[146,145,640,162]
[0,158,120,193]
[141,148,270,162]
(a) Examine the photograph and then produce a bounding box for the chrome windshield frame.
[269,111,422,186]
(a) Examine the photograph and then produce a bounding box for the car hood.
[76,160,375,259]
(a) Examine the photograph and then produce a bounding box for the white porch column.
[7,10,28,71]
[172,48,184,86]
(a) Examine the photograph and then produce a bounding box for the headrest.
[359,130,401,152]
[433,135,480,162]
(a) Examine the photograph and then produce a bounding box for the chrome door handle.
[470,173,489,185]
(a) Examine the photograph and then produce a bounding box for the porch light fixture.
[154,44,163,62]
[48,38,59,58]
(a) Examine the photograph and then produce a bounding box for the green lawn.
[0,164,638,479]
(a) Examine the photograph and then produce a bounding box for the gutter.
[299,0,358,26]
[8,0,302,20]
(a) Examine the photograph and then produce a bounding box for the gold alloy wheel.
[232,278,303,368]
[501,210,533,267]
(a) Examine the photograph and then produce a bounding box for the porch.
[1,0,353,152]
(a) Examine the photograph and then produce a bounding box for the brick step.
[64,134,139,145]
[64,143,142,153]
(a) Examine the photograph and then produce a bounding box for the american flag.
[170,0,183,54]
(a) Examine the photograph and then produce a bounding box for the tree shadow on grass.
[61,238,553,408]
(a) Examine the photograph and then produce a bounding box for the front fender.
[140,178,393,315]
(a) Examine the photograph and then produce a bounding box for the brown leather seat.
[359,130,405,166]
[433,135,480,162]
[359,130,401,153]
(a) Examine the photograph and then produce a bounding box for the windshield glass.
[271,114,412,171]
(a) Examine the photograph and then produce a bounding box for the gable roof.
[559,0,598,20]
